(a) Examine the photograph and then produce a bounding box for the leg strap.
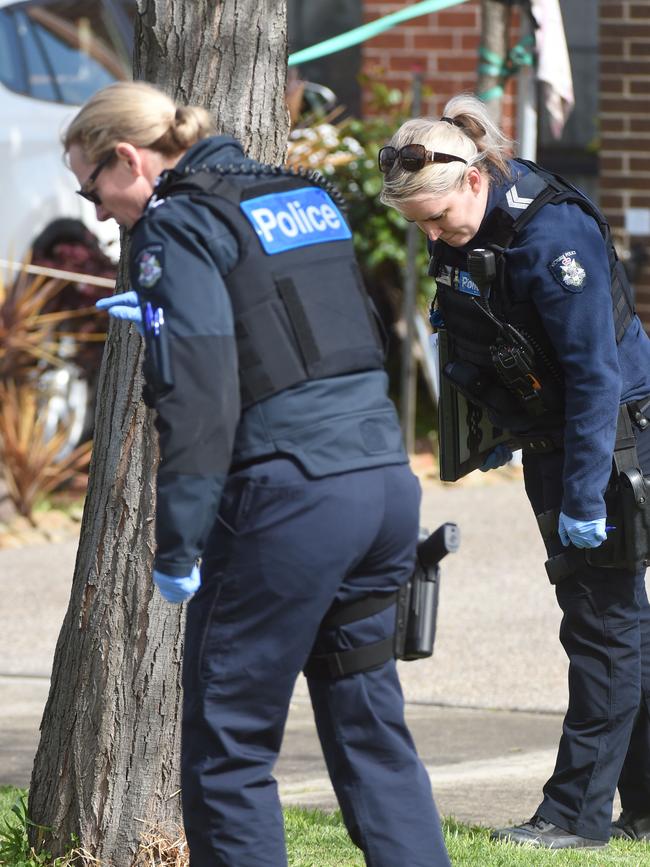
[303,591,398,680]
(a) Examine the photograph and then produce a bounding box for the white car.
[0,0,134,267]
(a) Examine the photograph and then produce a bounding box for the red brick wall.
[361,0,519,138]
[599,1,650,327]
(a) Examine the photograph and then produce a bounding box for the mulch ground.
[0,505,83,549]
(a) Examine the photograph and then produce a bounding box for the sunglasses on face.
[76,150,115,206]
[378,144,467,174]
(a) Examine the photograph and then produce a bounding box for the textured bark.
[28,2,288,864]
[134,0,289,161]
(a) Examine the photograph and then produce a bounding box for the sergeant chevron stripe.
[506,185,534,210]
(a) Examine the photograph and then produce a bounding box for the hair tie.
[440,116,464,129]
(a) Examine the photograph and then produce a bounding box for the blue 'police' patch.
[240,187,351,255]
[457,270,480,296]
[548,250,587,293]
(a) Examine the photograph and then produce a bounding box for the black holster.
[395,523,460,660]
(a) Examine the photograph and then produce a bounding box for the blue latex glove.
[558,512,607,549]
[153,564,201,603]
[479,443,513,472]
[96,291,143,334]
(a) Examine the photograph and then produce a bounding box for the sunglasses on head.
[378,144,467,174]
[76,150,115,206]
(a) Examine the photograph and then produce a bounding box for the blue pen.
[144,302,154,333]
[605,525,616,532]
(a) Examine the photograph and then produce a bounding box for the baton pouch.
[618,468,650,569]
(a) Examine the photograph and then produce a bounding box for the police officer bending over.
[64,81,451,867]
[380,93,650,849]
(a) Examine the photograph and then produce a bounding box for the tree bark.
[134,0,289,162]
[478,0,510,124]
[28,3,288,864]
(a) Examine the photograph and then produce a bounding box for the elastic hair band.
[440,116,464,129]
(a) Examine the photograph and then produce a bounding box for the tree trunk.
[134,0,289,162]
[28,3,288,864]
[478,0,510,124]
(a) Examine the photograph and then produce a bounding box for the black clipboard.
[436,330,515,482]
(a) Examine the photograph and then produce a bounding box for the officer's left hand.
[96,291,143,334]
[153,564,201,603]
[479,443,513,472]
[558,512,607,548]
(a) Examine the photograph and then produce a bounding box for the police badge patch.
[136,245,164,289]
[549,250,587,293]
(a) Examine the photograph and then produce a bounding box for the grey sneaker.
[611,810,650,841]
[490,814,607,849]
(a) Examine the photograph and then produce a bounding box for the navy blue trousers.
[523,423,650,840]
[181,458,450,867]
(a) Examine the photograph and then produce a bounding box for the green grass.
[441,817,650,866]
[3,788,650,866]
[284,809,364,866]
[0,791,24,818]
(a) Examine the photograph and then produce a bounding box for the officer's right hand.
[96,291,143,334]
[479,443,513,472]
[558,512,607,548]
[153,565,201,604]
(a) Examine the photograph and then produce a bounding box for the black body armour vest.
[154,164,385,409]
[430,159,636,431]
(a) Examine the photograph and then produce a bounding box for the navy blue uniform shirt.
[438,159,650,520]
[129,136,408,575]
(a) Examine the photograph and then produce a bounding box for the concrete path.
[0,472,621,827]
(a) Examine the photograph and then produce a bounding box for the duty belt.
[520,396,649,456]
[520,431,564,454]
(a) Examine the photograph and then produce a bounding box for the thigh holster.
[303,523,460,680]
[303,592,398,680]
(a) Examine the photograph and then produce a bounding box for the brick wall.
[360,0,519,138]
[359,0,649,329]
[599,1,650,326]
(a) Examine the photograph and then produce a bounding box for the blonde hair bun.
[380,92,514,207]
[63,81,215,162]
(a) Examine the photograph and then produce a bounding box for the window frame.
[0,0,131,105]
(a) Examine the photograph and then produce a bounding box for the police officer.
[380,93,650,849]
[64,81,450,867]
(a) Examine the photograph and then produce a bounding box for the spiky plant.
[0,379,92,521]
[0,262,107,520]
[0,267,105,381]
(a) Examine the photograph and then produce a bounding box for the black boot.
[611,810,650,841]
[490,814,607,849]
